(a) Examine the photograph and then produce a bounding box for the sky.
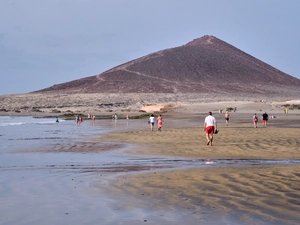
[1,0,300,95]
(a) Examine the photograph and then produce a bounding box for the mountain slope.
[35,35,300,95]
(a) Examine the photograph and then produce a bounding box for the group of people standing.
[223,111,269,128]
[148,114,163,131]
[75,115,83,125]
[204,111,269,146]
[87,114,96,121]
[252,112,268,128]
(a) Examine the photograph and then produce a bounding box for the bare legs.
[206,133,213,146]
[225,119,229,126]
[263,121,267,127]
[150,123,154,131]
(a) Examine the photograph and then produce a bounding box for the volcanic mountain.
[35,35,300,95]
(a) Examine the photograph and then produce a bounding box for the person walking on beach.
[204,112,217,146]
[253,113,258,128]
[157,114,163,131]
[56,117,59,124]
[148,114,155,131]
[262,112,269,127]
[224,111,230,126]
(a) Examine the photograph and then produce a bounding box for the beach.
[1,100,300,224]
[98,102,300,225]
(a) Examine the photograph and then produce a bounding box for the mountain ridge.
[34,35,300,95]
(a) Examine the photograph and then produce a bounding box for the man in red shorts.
[262,111,269,127]
[204,111,217,146]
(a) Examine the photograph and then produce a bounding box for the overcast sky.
[1,0,300,95]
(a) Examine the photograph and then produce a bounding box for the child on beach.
[148,114,155,131]
[157,114,163,131]
[253,113,258,128]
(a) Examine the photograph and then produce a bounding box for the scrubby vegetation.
[31,108,42,112]
[129,114,149,119]
[226,107,234,112]
[281,104,300,110]
[51,109,61,113]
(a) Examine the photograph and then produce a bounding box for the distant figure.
[262,112,269,127]
[157,114,163,131]
[148,114,155,131]
[79,116,83,124]
[88,114,91,120]
[56,117,59,124]
[75,115,79,125]
[92,115,96,121]
[224,111,230,126]
[112,113,117,120]
[126,114,129,120]
[253,113,258,128]
[204,112,217,146]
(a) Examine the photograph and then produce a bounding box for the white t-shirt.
[204,115,216,127]
[149,116,155,123]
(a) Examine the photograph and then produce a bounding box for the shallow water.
[1,116,122,152]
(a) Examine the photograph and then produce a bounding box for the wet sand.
[111,165,300,225]
[98,106,300,225]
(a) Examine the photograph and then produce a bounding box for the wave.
[0,116,65,127]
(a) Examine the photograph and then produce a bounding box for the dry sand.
[98,102,300,225]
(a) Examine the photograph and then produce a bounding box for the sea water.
[0,116,112,169]
[0,116,105,152]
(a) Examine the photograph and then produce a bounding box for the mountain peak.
[34,35,300,96]
[186,35,219,46]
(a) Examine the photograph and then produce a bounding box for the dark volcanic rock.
[34,35,300,95]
